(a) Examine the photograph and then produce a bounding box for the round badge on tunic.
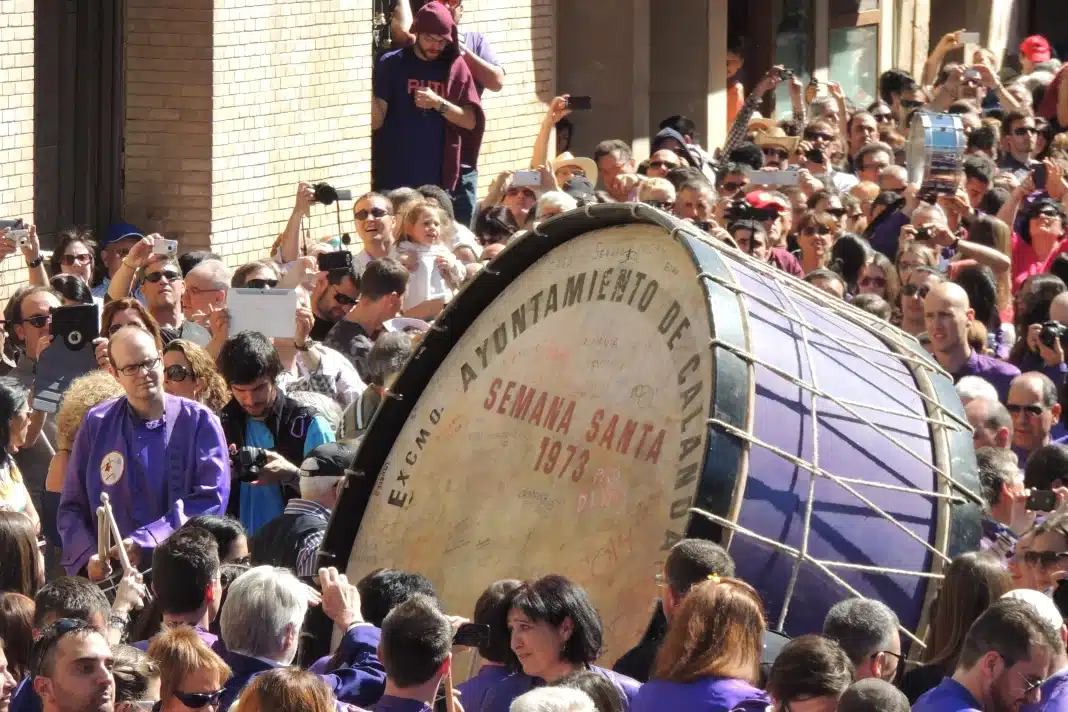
[100,451,125,486]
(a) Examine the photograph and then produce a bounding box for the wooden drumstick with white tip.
[100,493,132,574]
[96,505,109,564]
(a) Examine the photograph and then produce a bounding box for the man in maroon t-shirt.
[729,219,804,277]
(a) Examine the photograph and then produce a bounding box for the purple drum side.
[729,268,942,636]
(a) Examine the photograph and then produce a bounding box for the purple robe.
[952,350,1021,403]
[58,394,230,574]
[1024,667,1068,712]
[631,676,769,712]
[457,665,512,712]
[480,666,640,712]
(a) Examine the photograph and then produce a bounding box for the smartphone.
[1027,489,1058,513]
[453,623,490,648]
[51,304,100,350]
[153,238,178,256]
[750,170,800,186]
[1034,163,1048,191]
[317,251,353,273]
[0,219,23,230]
[512,170,541,187]
[959,32,981,44]
[565,95,592,111]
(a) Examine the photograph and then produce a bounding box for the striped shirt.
[283,499,331,577]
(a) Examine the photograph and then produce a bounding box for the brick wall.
[123,1,214,252]
[462,0,555,195]
[0,0,35,299]
[210,0,370,267]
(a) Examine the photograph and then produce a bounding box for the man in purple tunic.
[58,326,230,577]
[912,598,1059,712]
[924,282,1020,403]
[375,594,455,712]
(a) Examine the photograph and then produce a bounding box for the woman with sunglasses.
[231,260,282,290]
[898,266,945,337]
[147,626,231,712]
[631,577,770,712]
[181,515,249,565]
[858,252,900,306]
[794,211,838,276]
[47,229,98,290]
[162,340,229,412]
[900,551,1011,703]
[999,174,1068,291]
[1009,514,1068,608]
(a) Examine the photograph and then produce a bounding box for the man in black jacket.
[217,331,336,535]
[250,442,355,576]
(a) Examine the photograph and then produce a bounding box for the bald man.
[1007,372,1062,468]
[58,326,230,577]
[924,282,1020,402]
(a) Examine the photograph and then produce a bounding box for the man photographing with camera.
[217,331,336,535]
[57,326,231,578]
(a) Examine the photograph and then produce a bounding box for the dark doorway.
[34,0,125,245]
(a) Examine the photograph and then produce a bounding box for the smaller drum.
[907,111,966,196]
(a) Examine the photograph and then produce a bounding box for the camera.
[1040,320,1068,350]
[153,238,178,255]
[774,68,794,81]
[313,183,354,206]
[915,227,933,241]
[231,446,268,482]
[724,198,779,224]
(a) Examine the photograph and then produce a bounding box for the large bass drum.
[318,204,981,663]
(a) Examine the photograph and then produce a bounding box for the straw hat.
[552,152,599,186]
[753,127,800,154]
[747,116,776,134]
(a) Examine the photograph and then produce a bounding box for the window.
[773,0,813,120]
[829,24,879,110]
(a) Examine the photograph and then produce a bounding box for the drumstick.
[100,494,132,574]
[96,506,109,564]
[444,667,456,712]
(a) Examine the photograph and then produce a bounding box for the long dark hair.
[829,233,872,290]
[954,264,1000,332]
[0,377,28,464]
[0,511,42,598]
[49,274,94,305]
[1010,274,1066,365]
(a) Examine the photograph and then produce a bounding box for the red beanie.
[411,2,455,38]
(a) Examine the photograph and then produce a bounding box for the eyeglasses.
[722,181,748,192]
[19,314,51,328]
[901,284,932,299]
[803,226,833,236]
[165,364,192,382]
[331,289,358,307]
[174,688,225,709]
[232,554,252,565]
[1034,207,1062,219]
[1016,670,1045,695]
[506,187,536,199]
[861,276,887,287]
[804,131,834,142]
[33,618,85,672]
[1021,550,1068,567]
[245,278,279,289]
[825,208,847,218]
[143,270,182,284]
[762,147,789,161]
[62,253,92,266]
[354,207,391,221]
[649,160,678,170]
[115,357,161,377]
[1007,403,1046,417]
[1013,127,1039,136]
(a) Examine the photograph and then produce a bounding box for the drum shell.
[314,204,981,660]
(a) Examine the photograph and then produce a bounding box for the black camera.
[915,227,933,241]
[774,68,794,81]
[313,183,354,205]
[724,198,779,224]
[231,446,268,482]
[1040,320,1068,349]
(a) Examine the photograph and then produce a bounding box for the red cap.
[745,190,790,213]
[1021,35,1052,63]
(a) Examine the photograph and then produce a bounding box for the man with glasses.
[309,264,362,342]
[1000,112,1040,178]
[30,619,114,712]
[646,150,680,179]
[1002,588,1068,712]
[324,258,409,380]
[371,2,484,225]
[717,163,750,199]
[797,120,858,193]
[217,331,335,534]
[924,282,1020,402]
[353,192,396,270]
[853,142,893,185]
[754,128,798,172]
[912,599,1059,712]
[1007,372,1062,468]
[822,599,901,683]
[58,326,230,577]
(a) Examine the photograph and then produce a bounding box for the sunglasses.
[143,270,181,284]
[165,364,192,382]
[1034,207,1062,219]
[506,187,536,199]
[1021,550,1068,567]
[722,181,748,192]
[901,284,932,299]
[872,112,893,123]
[802,226,833,236]
[1013,127,1039,136]
[62,253,92,266]
[174,689,225,709]
[1007,403,1046,416]
[354,207,391,221]
[901,99,924,109]
[649,160,678,170]
[804,131,834,142]
[245,278,278,289]
[20,314,51,328]
[825,208,847,218]
[762,148,789,160]
[332,289,358,307]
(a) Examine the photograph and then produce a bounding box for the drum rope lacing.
[689,507,931,648]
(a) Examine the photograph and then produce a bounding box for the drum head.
[343,222,715,662]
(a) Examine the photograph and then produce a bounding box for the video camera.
[313,182,353,206]
[231,446,268,483]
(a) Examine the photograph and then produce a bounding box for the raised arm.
[922,30,964,88]
[721,66,787,157]
[277,183,316,264]
[531,96,571,170]
[107,236,156,302]
[459,37,504,93]
[390,0,414,48]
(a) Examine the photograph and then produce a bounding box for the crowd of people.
[1,2,1068,711]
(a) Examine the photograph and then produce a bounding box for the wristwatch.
[295,340,315,352]
[27,255,43,268]
[437,100,448,115]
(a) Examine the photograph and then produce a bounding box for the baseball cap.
[299,443,358,478]
[744,190,790,214]
[564,176,597,203]
[1021,35,1052,63]
[103,222,145,248]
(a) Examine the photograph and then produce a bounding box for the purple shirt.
[953,350,1021,404]
[457,665,512,712]
[462,31,500,97]
[1024,667,1068,712]
[481,666,640,712]
[631,676,769,712]
[375,696,432,712]
[58,394,231,574]
[912,677,982,712]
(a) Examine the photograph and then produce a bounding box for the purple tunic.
[480,666,640,712]
[457,665,512,712]
[1024,667,1068,712]
[912,677,983,712]
[58,394,231,574]
[953,350,1021,404]
[631,676,769,712]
